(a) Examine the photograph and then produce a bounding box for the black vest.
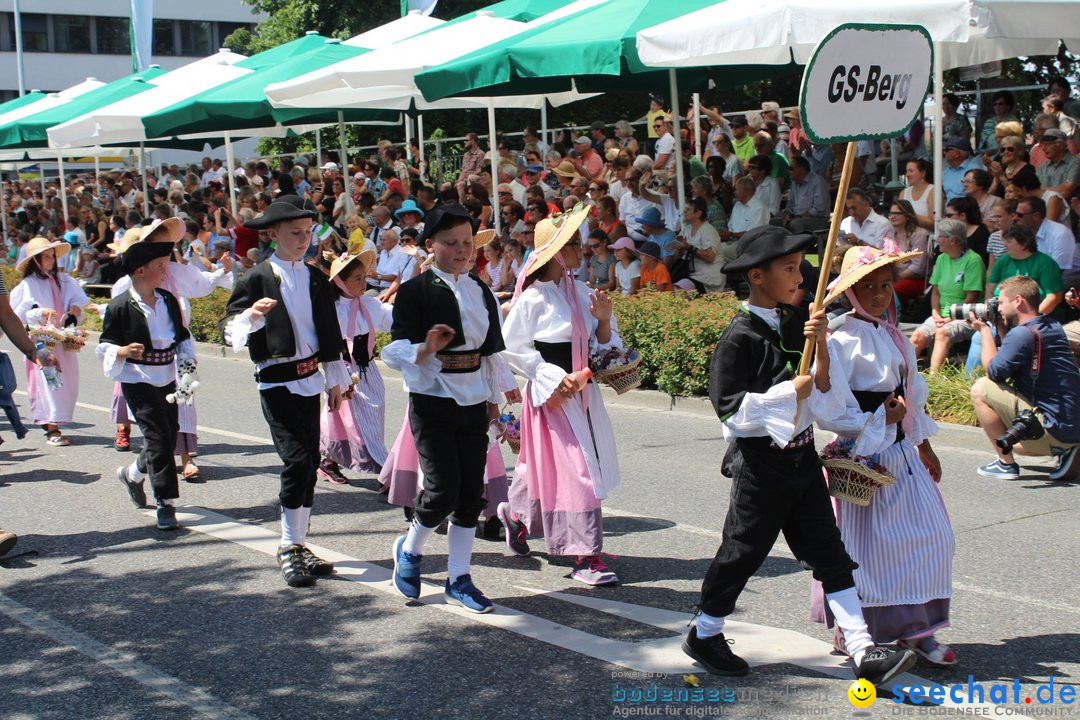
[223,260,341,364]
[100,288,190,350]
[390,268,505,356]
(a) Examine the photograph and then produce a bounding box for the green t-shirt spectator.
[988,251,1063,299]
[929,249,985,312]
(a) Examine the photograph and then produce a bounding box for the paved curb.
[82,330,981,431]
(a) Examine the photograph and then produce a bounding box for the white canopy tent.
[267,2,605,232]
[0,79,105,129]
[636,0,1080,226]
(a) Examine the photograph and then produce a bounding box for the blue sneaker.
[392,535,422,599]
[444,574,494,614]
[976,459,1020,480]
[1048,445,1080,481]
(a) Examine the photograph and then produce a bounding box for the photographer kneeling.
[970,276,1080,481]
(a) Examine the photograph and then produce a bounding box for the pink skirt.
[507,385,603,557]
[320,366,387,474]
[110,381,129,424]
[379,409,508,512]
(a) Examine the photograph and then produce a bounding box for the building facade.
[0,0,266,101]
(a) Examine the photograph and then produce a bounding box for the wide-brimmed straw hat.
[472,228,496,250]
[138,216,184,245]
[522,204,590,277]
[552,161,582,179]
[106,231,141,255]
[329,248,376,283]
[823,240,923,306]
[17,237,70,273]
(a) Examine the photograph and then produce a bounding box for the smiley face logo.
[848,679,876,708]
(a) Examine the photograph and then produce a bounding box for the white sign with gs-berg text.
[799,24,933,144]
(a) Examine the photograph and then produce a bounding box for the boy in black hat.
[223,196,351,588]
[683,226,916,687]
[382,203,517,614]
[98,239,192,531]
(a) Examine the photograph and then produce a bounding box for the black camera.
[948,297,1000,324]
[995,409,1044,454]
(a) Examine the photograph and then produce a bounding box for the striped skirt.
[320,365,388,473]
[811,437,954,643]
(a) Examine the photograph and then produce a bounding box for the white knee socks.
[826,587,874,665]
[446,523,475,583]
[402,518,435,556]
[280,507,308,548]
[695,611,726,639]
[126,460,146,483]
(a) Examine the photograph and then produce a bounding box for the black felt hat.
[245,195,318,229]
[722,225,816,274]
[418,202,478,244]
[121,239,174,275]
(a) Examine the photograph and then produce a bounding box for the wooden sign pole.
[797,139,857,376]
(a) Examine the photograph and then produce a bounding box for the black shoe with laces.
[681,626,750,676]
[855,646,917,687]
[117,466,147,508]
[299,546,334,576]
[277,545,317,587]
[155,504,179,531]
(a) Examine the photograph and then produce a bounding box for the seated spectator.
[368,228,408,297]
[746,155,781,217]
[610,237,640,295]
[942,137,984,201]
[784,156,830,234]
[618,169,658,244]
[344,212,373,253]
[984,198,1017,275]
[690,176,727,235]
[963,168,997,222]
[989,135,1037,196]
[594,195,627,243]
[977,90,1019,153]
[945,195,990,265]
[839,188,890,249]
[885,200,930,303]
[479,238,514,295]
[752,131,790,190]
[970,276,1080,481]
[676,197,728,293]
[725,176,769,241]
[1034,129,1079,201]
[910,218,986,372]
[941,92,972,147]
[76,247,100,285]
[637,170,681,232]
[586,229,616,292]
[636,241,672,292]
[987,224,1063,316]
[634,206,677,268]
[1013,195,1074,271]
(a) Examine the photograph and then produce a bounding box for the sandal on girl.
[898,636,958,667]
[182,464,203,483]
[45,432,70,447]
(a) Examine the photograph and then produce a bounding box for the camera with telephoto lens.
[948,297,1000,324]
[995,409,1044,454]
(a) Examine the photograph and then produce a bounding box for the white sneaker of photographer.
[1048,446,1080,481]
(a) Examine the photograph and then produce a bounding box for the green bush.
[923,365,981,426]
[611,291,741,398]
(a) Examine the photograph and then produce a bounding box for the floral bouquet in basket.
[588,348,642,395]
[820,437,896,507]
[499,410,521,454]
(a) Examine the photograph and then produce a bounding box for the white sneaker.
[571,555,619,586]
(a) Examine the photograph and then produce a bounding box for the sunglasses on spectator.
[888,211,905,216]
[945,211,962,217]
[588,243,603,249]
[588,185,600,191]
[653,123,664,129]
[1001,147,1016,153]
[1012,210,1035,217]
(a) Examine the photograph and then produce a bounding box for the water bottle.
[36,343,62,390]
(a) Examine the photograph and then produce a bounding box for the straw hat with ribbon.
[138,216,184,245]
[329,248,376,286]
[822,239,922,306]
[552,161,583,179]
[521,204,590,278]
[17,236,70,273]
[106,231,141,255]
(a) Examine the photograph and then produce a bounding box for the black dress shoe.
[277,545,317,587]
[155,504,180,531]
[682,626,750,676]
[299,546,334,576]
[856,646,917,687]
[117,466,147,509]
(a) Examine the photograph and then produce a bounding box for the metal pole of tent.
[668,70,686,212]
[487,99,500,235]
[414,113,423,165]
[337,111,348,170]
[57,152,68,228]
[315,127,322,168]
[224,132,238,218]
[94,154,100,183]
[139,142,149,218]
[1,169,9,243]
[540,101,548,151]
[404,113,412,162]
[692,92,702,161]
[434,139,442,186]
[932,44,943,236]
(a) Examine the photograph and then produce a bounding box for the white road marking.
[0,592,257,720]
[165,505,999,711]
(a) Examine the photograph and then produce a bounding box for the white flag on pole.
[129,0,153,72]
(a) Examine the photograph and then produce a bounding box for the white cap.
[321,161,339,172]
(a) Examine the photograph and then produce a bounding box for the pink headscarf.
[334,276,376,360]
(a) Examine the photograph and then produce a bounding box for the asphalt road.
[0,336,1077,720]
